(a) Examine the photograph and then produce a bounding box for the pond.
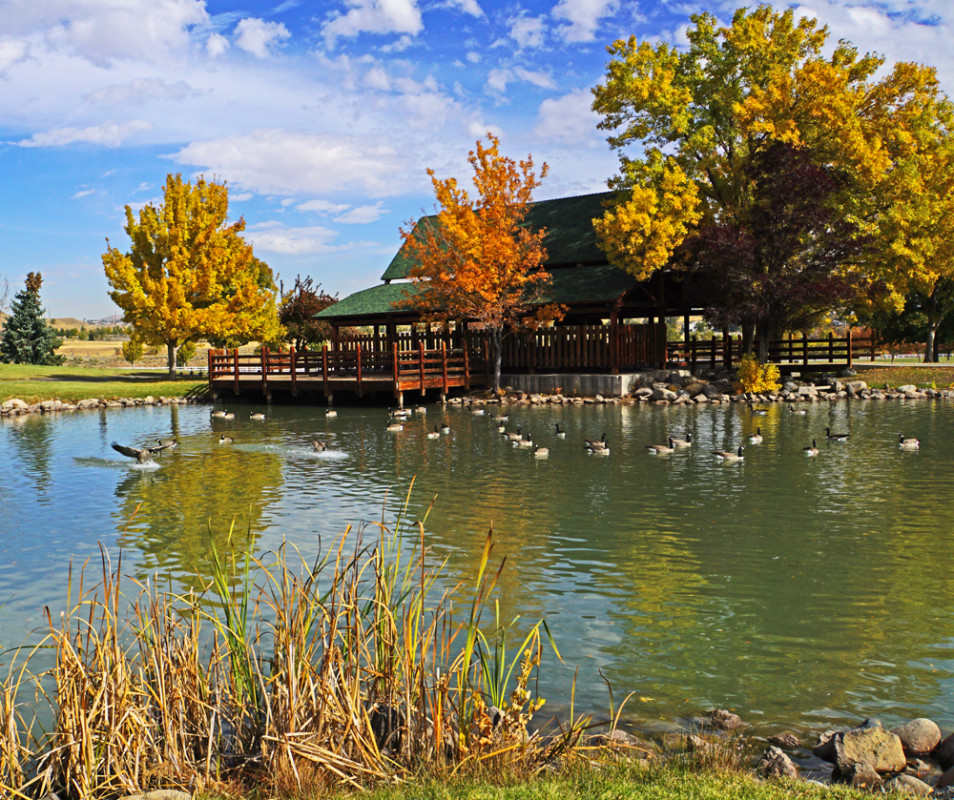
[1,395,952,738]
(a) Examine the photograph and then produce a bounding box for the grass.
[852,364,954,389]
[0,364,206,404]
[0,491,584,799]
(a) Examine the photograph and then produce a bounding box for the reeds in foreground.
[0,489,586,799]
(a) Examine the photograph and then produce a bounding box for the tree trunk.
[741,322,755,356]
[166,341,178,376]
[756,320,775,364]
[491,327,503,394]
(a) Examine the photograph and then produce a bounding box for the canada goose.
[111,442,154,462]
[584,433,608,451]
[222,412,235,421]
[426,426,441,439]
[326,409,338,418]
[390,407,410,419]
[219,434,233,444]
[747,402,768,416]
[533,444,549,458]
[415,406,427,414]
[495,414,510,423]
[555,423,567,439]
[647,437,675,455]
[440,422,450,434]
[149,438,178,453]
[670,432,692,447]
[472,407,486,416]
[250,412,266,421]
[515,433,534,448]
[211,410,228,418]
[713,446,744,461]
[899,433,920,450]
[803,439,819,456]
[497,423,507,434]
[825,427,849,441]
[748,427,763,445]
[385,419,404,432]
[788,405,807,415]
[506,426,523,442]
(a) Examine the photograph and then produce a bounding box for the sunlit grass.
[0,487,584,799]
[0,364,205,404]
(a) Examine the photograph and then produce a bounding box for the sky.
[0,0,951,320]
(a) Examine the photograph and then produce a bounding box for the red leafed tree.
[279,275,337,350]
[398,134,563,393]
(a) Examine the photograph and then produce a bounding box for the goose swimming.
[899,433,920,450]
[647,437,675,455]
[825,427,849,441]
[713,446,744,461]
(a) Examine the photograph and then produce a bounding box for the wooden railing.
[208,343,477,395]
[666,331,876,371]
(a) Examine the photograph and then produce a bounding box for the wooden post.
[463,340,471,390]
[322,345,329,392]
[418,341,426,394]
[441,341,448,393]
[207,347,214,378]
[691,335,698,375]
[802,332,809,366]
[710,334,717,369]
[828,330,834,363]
[722,328,730,370]
[233,348,240,395]
[847,328,853,369]
[392,342,400,393]
[290,346,297,395]
[261,346,269,396]
[356,343,363,396]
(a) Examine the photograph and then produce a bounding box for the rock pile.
[0,395,198,417]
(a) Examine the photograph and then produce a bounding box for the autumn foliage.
[398,134,562,391]
[103,174,281,374]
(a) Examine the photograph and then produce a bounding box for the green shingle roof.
[313,282,424,320]
[380,191,614,282]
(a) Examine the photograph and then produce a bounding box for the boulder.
[834,725,906,775]
[883,774,933,796]
[693,708,747,731]
[847,762,883,791]
[934,732,954,769]
[813,730,839,762]
[768,732,802,749]
[1,398,29,411]
[892,718,942,757]
[757,746,799,780]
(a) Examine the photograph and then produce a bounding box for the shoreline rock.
[0,395,201,417]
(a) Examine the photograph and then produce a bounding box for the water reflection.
[2,398,954,735]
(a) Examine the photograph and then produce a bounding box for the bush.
[735,354,780,393]
[176,341,196,366]
[121,339,144,364]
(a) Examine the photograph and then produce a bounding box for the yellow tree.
[398,134,562,393]
[103,174,281,374]
[592,4,944,355]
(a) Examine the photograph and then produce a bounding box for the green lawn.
[853,364,954,389]
[0,364,207,404]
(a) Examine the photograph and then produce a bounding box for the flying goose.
[670,431,692,447]
[803,439,819,456]
[111,442,154,462]
[647,437,675,455]
[899,433,920,450]
[312,440,327,452]
[150,438,178,453]
[713,446,744,461]
[825,427,849,441]
[748,427,763,445]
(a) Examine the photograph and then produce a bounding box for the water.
[1,397,952,737]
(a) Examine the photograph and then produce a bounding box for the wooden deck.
[208,343,485,404]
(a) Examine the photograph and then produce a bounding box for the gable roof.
[380,191,614,282]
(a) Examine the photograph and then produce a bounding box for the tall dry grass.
[0,489,586,799]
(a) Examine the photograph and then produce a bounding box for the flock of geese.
[111,402,923,465]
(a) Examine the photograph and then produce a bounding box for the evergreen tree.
[0,273,64,365]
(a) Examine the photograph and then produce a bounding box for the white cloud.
[323,0,424,44]
[71,188,95,199]
[172,129,408,196]
[513,67,556,89]
[84,79,194,107]
[487,68,510,94]
[466,51,480,63]
[534,88,601,144]
[0,39,29,75]
[245,222,339,255]
[365,65,391,90]
[486,67,555,96]
[334,202,387,223]
[16,120,152,148]
[206,32,229,57]
[552,0,619,43]
[298,199,352,214]
[0,0,210,66]
[234,18,291,58]
[508,14,547,49]
[445,0,483,17]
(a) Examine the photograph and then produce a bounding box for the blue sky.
[0,0,951,319]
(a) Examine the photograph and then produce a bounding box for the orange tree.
[397,134,562,393]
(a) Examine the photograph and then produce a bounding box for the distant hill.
[0,313,127,330]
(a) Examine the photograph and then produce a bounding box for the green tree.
[591,4,944,356]
[103,174,282,375]
[0,272,63,365]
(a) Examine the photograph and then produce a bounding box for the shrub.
[735,354,780,393]
[121,338,143,364]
